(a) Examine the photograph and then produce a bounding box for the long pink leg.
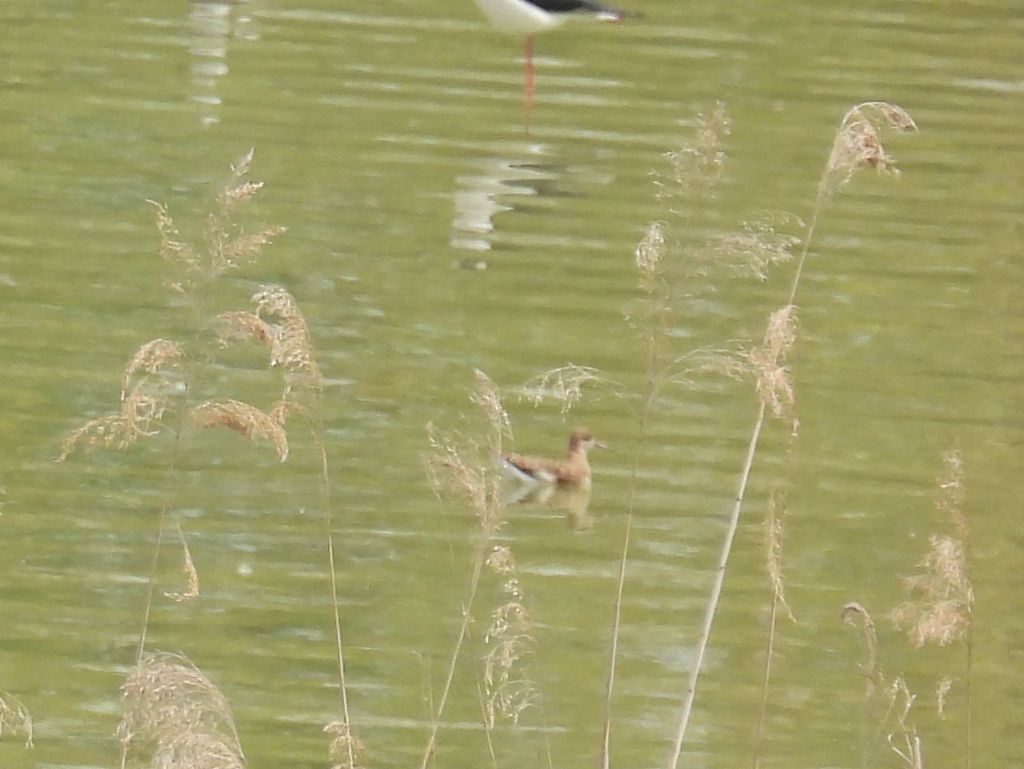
[524,35,534,136]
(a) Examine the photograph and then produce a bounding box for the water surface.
[1,1,1021,768]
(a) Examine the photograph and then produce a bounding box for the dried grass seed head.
[749,305,798,418]
[655,101,731,202]
[935,676,953,719]
[208,224,288,279]
[0,691,33,747]
[205,150,282,270]
[58,387,171,462]
[892,450,973,648]
[190,399,289,462]
[486,545,517,576]
[764,489,795,622]
[709,212,802,281]
[471,368,511,443]
[252,284,323,387]
[324,720,365,769]
[823,102,917,198]
[214,311,275,349]
[842,601,882,697]
[164,523,200,603]
[635,221,666,279]
[425,423,492,518]
[148,199,200,280]
[514,364,604,414]
[483,597,538,727]
[118,653,244,769]
[121,338,186,402]
[937,447,968,540]
[892,534,972,648]
[152,150,286,291]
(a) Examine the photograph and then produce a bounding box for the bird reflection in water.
[502,479,594,531]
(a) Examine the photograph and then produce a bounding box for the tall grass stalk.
[602,105,737,769]
[132,390,200,669]
[842,603,932,769]
[243,284,360,766]
[665,101,916,769]
[315,405,357,769]
[751,488,795,769]
[422,370,510,768]
[600,221,666,769]
[420,546,487,769]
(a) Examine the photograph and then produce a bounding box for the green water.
[1,1,1021,768]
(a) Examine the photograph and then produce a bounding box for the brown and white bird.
[501,429,605,488]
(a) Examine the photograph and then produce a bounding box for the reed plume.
[792,101,917,305]
[252,284,323,390]
[821,102,918,201]
[190,399,289,462]
[426,424,495,521]
[892,450,972,647]
[122,156,291,714]
[426,370,509,527]
[764,490,795,624]
[120,339,186,403]
[655,101,730,206]
[749,304,798,424]
[214,311,275,349]
[150,199,200,284]
[706,213,802,282]
[841,602,883,699]
[118,653,244,769]
[514,364,607,414]
[0,691,33,748]
[891,449,973,767]
[58,337,187,462]
[893,535,972,648]
[324,720,365,769]
[483,545,539,728]
[164,522,200,603]
[58,386,172,462]
[151,149,286,297]
[936,676,953,719]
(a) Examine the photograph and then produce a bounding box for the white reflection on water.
[189,1,259,126]
[450,148,559,251]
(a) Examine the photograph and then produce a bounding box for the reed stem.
[314,401,356,769]
[420,540,488,769]
[666,401,768,769]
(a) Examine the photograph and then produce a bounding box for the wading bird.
[470,0,628,131]
[501,428,606,488]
